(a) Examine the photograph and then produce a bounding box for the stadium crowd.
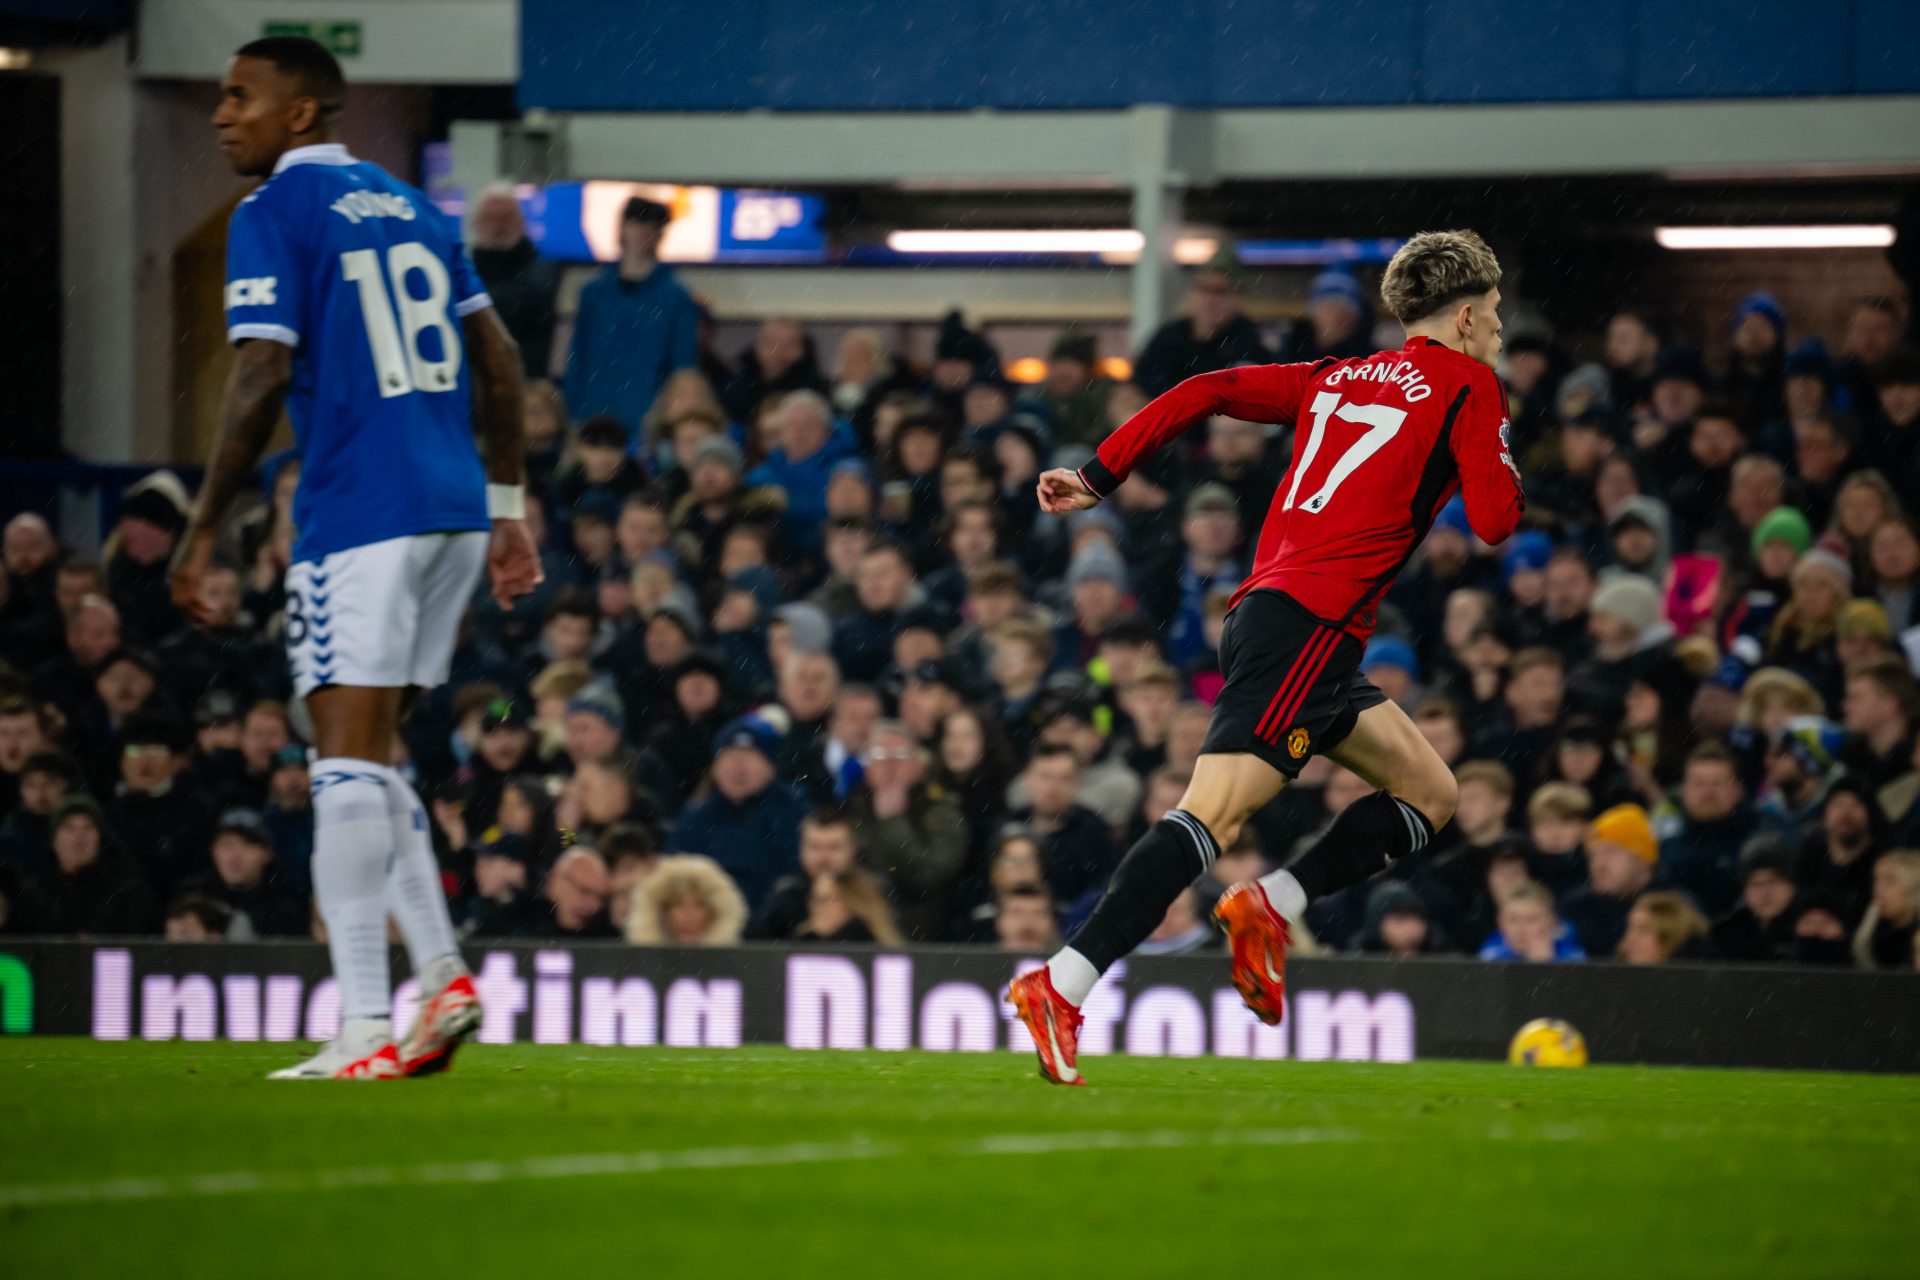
[3,193,1920,975]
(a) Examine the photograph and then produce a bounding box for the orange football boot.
[1007,968,1086,1086]
[398,974,483,1077]
[1214,881,1293,1026]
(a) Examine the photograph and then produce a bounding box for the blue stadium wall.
[522,0,1920,113]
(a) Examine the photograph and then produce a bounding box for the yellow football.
[1507,1017,1589,1067]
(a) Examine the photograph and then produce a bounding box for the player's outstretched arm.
[465,307,544,610]
[1036,468,1100,515]
[1078,363,1315,501]
[172,339,294,624]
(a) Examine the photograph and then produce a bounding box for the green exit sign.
[262,20,363,58]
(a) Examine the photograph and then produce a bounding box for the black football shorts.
[1201,588,1387,779]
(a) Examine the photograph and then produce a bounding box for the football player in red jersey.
[1009,231,1524,1084]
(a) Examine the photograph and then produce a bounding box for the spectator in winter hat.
[1726,291,1787,426]
[1276,265,1373,364]
[1360,636,1421,708]
[1557,362,1617,429]
[1051,544,1130,677]
[1763,548,1852,705]
[1709,834,1802,962]
[28,794,158,937]
[564,685,626,769]
[177,807,306,938]
[1559,802,1664,956]
[1835,599,1896,671]
[1606,496,1672,582]
[1643,345,1708,445]
[1500,530,1554,608]
[1356,881,1448,958]
[667,715,810,909]
[1760,715,1846,833]
[107,471,190,644]
[1587,575,1663,664]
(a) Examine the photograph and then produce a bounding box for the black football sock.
[1066,809,1221,972]
[1283,790,1436,902]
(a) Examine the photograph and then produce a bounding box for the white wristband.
[486,484,526,520]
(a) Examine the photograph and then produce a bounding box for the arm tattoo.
[189,340,293,535]
[465,309,526,487]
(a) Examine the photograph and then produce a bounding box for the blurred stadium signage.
[262,20,363,58]
[5,944,1917,1071]
[421,147,827,265]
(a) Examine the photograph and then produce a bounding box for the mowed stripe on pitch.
[0,1124,1706,1209]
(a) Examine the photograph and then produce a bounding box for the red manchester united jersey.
[1078,336,1525,641]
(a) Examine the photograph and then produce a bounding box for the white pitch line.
[0,1123,1617,1211]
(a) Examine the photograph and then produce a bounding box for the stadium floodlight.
[1654,225,1896,250]
[886,229,1146,253]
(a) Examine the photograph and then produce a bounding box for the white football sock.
[1044,947,1100,1006]
[380,764,466,992]
[310,758,399,1029]
[1256,868,1309,924]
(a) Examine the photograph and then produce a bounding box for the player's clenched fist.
[1036,467,1100,514]
[486,519,545,610]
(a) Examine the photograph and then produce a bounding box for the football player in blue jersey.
[172,36,543,1079]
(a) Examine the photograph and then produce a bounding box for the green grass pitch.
[1,1039,1915,1280]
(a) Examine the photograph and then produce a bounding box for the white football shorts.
[284,531,488,698]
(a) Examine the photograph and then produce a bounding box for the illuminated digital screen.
[422,144,828,265]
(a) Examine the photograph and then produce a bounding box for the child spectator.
[1479,883,1586,962]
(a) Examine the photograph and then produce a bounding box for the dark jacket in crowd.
[1013,804,1118,908]
[1710,904,1797,963]
[668,779,811,909]
[177,863,308,938]
[1659,805,1771,918]
[566,264,699,440]
[472,238,562,379]
[108,784,216,897]
[850,780,970,942]
[1131,314,1272,399]
[21,855,159,936]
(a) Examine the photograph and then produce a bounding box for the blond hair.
[823,867,904,946]
[1528,781,1593,823]
[1624,891,1708,962]
[1380,230,1502,324]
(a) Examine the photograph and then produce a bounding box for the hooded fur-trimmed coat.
[627,854,749,945]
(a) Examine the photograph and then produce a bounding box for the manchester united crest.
[1287,727,1310,759]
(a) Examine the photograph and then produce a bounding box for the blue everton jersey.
[224,144,491,563]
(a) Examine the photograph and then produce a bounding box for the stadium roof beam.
[453,95,1920,337]
[496,97,1920,187]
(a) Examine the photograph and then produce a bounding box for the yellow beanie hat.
[1586,804,1657,864]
